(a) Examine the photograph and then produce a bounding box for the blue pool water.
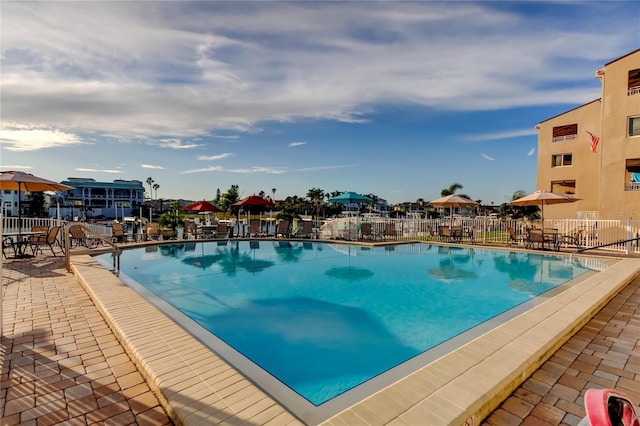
[95,241,593,406]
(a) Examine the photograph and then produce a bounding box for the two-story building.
[50,178,146,220]
[535,49,640,220]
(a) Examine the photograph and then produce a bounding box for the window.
[625,158,640,191]
[552,153,572,167]
[629,116,640,138]
[552,124,578,142]
[551,180,576,195]
[629,68,640,96]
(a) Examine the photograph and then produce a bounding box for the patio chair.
[2,236,14,259]
[438,225,451,241]
[360,223,374,240]
[293,220,314,239]
[525,228,545,250]
[383,223,397,239]
[145,223,160,241]
[427,225,437,240]
[184,220,199,239]
[507,227,520,246]
[111,222,126,243]
[31,226,62,256]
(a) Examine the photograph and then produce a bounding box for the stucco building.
[535,49,640,220]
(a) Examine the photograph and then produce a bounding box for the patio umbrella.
[328,192,372,240]
[0,171,74,234]
[181,200,220,213]
[429,195,479,227]
[510,190,580,225]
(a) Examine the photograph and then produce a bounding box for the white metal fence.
[4,216,640,255]
[319,217,640,255]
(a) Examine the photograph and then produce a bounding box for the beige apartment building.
[536,49,640,220]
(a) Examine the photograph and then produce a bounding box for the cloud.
[481,153,495,161]
[288,141,307,147]
[297,164,357,172]
[0,123,86,151]
[1,164,32,170]
[181,165,223,174]
[197,153,233,161]
[528,148,536,157]
[226,166,287,174]
[154,139,204,149]
[2,2,634,143]
[75,167,121,173]
[465,129,538,142]
[141,164,164,169]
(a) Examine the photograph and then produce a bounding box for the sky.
[1,1,639,206]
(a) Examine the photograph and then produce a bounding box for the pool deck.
[2,248,639,425]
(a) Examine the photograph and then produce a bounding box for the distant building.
[0,189,22,217]
[535,49,640,220]
[50,178,146,220]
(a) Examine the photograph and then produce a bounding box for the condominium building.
[535,49,640,220]
[50,177,146,220]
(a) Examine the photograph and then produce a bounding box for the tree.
[153,183,159,200]
[440,183,463,197]
[27,192,47,217]
[214,188,221,206]
[158,200,186,237]
[218,185,240,212]
[499,190,539,220]
[271,188,276,202]
[146,177,154,199]
[306,188,325,219]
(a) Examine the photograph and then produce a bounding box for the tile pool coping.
[70,249,640,425]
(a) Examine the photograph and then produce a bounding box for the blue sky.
[1,1,638,205]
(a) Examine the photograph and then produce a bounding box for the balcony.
[552,134,577,143]
[629,86,640,96]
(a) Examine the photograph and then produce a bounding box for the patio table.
[2,231,45,259]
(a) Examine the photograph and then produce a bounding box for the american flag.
[587,131,599,153]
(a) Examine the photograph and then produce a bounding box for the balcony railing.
[625,182,640,191]
[629,86,640,96]
[552,134,577,143]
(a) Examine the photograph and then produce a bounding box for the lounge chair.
[276,220,290,238]
[293,220,313,239]
[69,224,99,248]
[248,219,262,238]
[214,222,229,239]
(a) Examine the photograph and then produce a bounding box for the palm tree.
[306,188,325,219]
[153,183,159,200]
[441,183,463,197]
[146,177,155,199]
[271,188,276,202]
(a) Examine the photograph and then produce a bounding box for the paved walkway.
[1,254,639,425]
[1,256,172,425]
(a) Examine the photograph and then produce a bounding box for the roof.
[537,98,601,125]
[604,48,640,66]
[61,178,144,189]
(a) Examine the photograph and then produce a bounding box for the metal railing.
[63,223,120,272]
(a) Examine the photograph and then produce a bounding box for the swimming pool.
[95,241,595,415]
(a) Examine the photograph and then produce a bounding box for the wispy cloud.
[181,166,223,174]
[227,166,287,174]
[528,148,536,157]
[198,153,233,161]
[141,164,164,169]
[481,153,495,161]
[297,165,357,172]
[0,123,87,152]
[75,167,121,173]
[465,129,538,142]
[154,139,204,149]
[1,164,32,170]
[289,141,307,147]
